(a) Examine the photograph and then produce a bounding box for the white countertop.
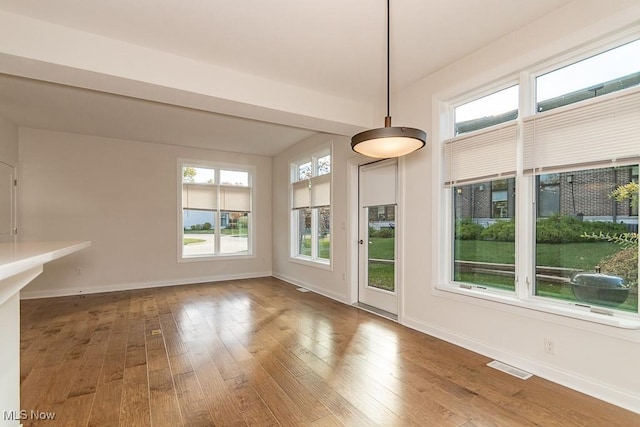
[0,240,91,285]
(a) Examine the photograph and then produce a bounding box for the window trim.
[177,159,256,263]
[434,34,640,329]
[289,145,333,267]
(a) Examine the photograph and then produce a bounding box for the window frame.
[289,146,332,269]
[177,159,255,262]
[435,34,640,329]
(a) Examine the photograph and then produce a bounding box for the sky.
[185,166,249,186]
[455,38,640,123]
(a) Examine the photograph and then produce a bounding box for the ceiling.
[0,0,574,156]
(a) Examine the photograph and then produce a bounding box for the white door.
[0,161,15,242]
[358,159,397,315]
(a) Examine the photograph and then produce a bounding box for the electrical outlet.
[544,337,555,354]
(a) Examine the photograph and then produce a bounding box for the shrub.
[455,220,484,240]
[376,228,394,238]
[536,214,627,243]
[598,247,638,286]
[203,222,212,230]
[481,219,515,241]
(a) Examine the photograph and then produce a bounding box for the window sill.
[435,283,640,330]
[289,256,332,271]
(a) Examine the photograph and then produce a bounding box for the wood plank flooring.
[19,277,640,426]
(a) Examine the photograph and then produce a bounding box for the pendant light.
[351,0,426,158]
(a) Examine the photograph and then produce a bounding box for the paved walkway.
[183,234,248,256]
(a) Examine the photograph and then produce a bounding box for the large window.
[291,149,331,263]
[180,163,252,259]
[442,37,640,320]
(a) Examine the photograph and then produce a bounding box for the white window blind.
[220,186,251,212]
[524,86,640,174]
[360,159,397,207]
[292,174,331,209]
[310,174,331,207]
[292,180,310,209]
[182,184,216,210]
[444,122,517,186]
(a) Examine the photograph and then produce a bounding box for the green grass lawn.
[367,263,395,291]
[299,235,331,260]
[455,239,637,312]
[183,237,206,245]
[368,237,395,260]
[366,236,395,291]
[221,226,248,235]
[455,240,621,270]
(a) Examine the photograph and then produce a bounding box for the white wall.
[394,0,640,414]
[0,116,19,425]
[0,116,18,167]
[272,133,363,302]
[18,128,272,297]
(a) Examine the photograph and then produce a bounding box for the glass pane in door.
[367,205,396,292]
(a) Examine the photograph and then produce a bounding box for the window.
[291,149,331,264]
[491,179,514,219]
[453,178,516,291]
[536,39,640,112]
[442,37,640,321]
[537,174,560,217]
[180,163,252,259]
[454,85,519,135]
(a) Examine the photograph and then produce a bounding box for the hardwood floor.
[19,277,639,426]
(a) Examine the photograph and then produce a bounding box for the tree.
[610,182,639,209]
[183,166,197,182]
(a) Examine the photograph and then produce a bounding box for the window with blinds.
[440,36,640,318]
[180,164,252,259]
[291,148,331,263]
[445,121,518,292]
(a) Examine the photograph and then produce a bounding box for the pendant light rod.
[386,0,390,122]
[350,0,427,158]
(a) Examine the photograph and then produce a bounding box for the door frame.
[347,158,404,321]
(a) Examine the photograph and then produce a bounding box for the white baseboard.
[19,271,273,299]
[272,271,349,304]
[402,314,640,415]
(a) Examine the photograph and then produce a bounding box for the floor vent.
[296,287,310,293]
[487,360,532,380]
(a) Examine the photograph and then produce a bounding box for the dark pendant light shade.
[351,0,427,158]
[351,117,426,158]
